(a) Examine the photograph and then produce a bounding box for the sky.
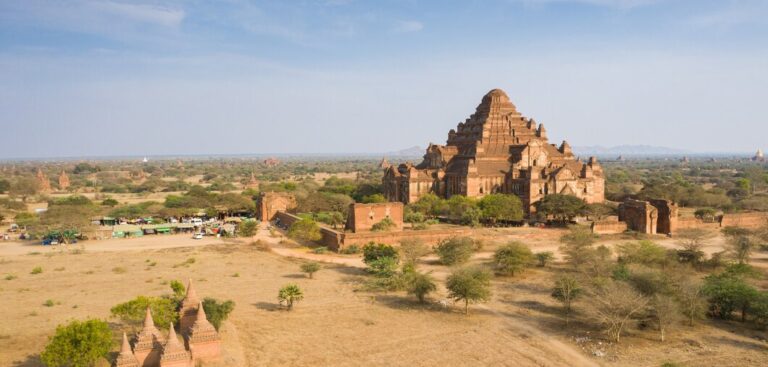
[1,0,767,158]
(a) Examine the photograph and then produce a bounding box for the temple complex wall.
[720,212,768,229]
[591,218,628,234]
[345,202,404,233]
[256,192,297,222]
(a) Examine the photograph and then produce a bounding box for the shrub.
[362,242,399,264]
[110,296,178,329]
[312,246,328,254]
[31,266,43,275]
[367,256,399,278]
[371,217,396,232]
[493,242,534,276]
[406,271,437,303]
[238,220,258,237]
[434,237,476,266]
[202,297,235,330]
[43,299,56,307]
[551,275,582,325]
[616,240,668,266]
[399,238,430,267]
[40,319,112,367]
[340,244,360,254]
[278,284,304,310]
[4,274,17,281]
[535,251,554,267]
[287,218,322,242]
[300,262,321,279]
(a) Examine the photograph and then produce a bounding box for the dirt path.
[0,235,224,256]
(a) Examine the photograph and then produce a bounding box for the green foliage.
[31,266,43,275]
[287,218,322,242]
[169,280,186,300]
[477,194,524,224]
[535,251,554,267]
[434,237,477,266]
[340,244,360,254]
[110,296,178,328]
[361,193,387,203]
[362,242,399,264]
[536,194,587,223]
[0,179,10,193]
[406,271,437,303]
[367,256,399,278]
[238,220,258,237]
[202,297,235,330]
[702,269,759,321]
[14,212,39,227]
[408,193,446,218]
[40,318,112,367]
[278,284,304,310]
[446,267,493,314]
[300,262,322,278]
[493,241,534,276]
[101,198,119,207]
[551,275,582,325]
[403,210,425,225]
[616,240,668,266]
[371,217,396,232]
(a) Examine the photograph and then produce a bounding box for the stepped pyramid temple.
[383,89,605,213]
[116,280,221,367]
[753,148,765,162]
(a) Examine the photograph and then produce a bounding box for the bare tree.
[675,277,706,326]
[588,281,649,343]
[650,295,682,342]
[551,275,582,326]
[726,235,754,264]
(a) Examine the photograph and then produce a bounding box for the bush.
[287,218,322,242]
[616,240,667,266]
[202,297,235,330]
[535,251,554,267]
[312,246,328,254]
[31,266,43,275]
[40,319,112,367]
[340,244,360,254]
[362,242,399,264]
[435,237,476,266]
[399,238,430,267]
[278,284,304,310]
[110,296,178,329]
[238,220,258,237]
[371,217,396,232]
[367,256,399,278]
[406,271,437,303]
[493,242,534,276]
[300,262,321,279]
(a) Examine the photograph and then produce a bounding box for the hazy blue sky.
[1,0,767,158]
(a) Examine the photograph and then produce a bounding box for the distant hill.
[573,145,691,157]
[385,146,424,157]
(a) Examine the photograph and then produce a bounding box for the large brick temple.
[383,89,605,213]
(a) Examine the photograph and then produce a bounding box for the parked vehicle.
[193,233,204,240]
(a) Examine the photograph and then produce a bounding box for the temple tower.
[159,326,193,367]
[134,307,165,367]
[115,332,140,367]
[187,301,221,361]
[58,170,70,191]
[179,279,200,335]
[36,168,51,193]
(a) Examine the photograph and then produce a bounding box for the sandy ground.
[1,226,767,366]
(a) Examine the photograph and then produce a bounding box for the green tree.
[371,217,396,232]
[406,271,437,303]
[300,262,321,279]
[408,193,446,218]
[403,210,426,228]
[361,193,387,203]
[238,220,258,237]
[616,240,667,266]
[536,194,587,224]
[535,251,554,267]
[559,226,598,269]
[493,241,534,276]
[551,275,582,326]
[446,267,493,314]
[40,319,112,367]
[702,270,758,321]
[362,242,399,264]
[202,297,235,330]
[0,179,10,193]
[278,284,304,310]
[110,296,178,329]
[10,177,39,202]
[367,256,399,277]
[584,202,616,220]
[287,218,322,242]
[434,237,476,266]
[477,194,523,225]
[101,198,119,207]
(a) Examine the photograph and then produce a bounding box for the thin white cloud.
[89,1,185,28]
[392,20,424,33]
[510,0,666,8]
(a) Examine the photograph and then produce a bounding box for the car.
[192,233,204,240]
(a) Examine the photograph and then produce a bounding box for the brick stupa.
[187,301,221,361]
[159,326,193,367]
[36,168,51,193]
[116,332,140,367]
[179,279,199,335]
[134,307,165,366]
[58,170,70,191]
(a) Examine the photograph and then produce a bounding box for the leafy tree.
[10,177,39,202]
[287,218,322,242]
[584,203,616,220]
[477,194,523,225]
[693,208,717,221]
[702,270,758,321]
[616,240,667,266]
[434,237,476,266]
[408,193,446,218]
[493,241,534,276]
[367,256,399,277]
[675,229,713,267]
[0,179,10,193]
[14,212,38,228]
[559,226,598,269]
[446,267,492,315]
[300,262,321,279]
[589,281,649,343]
[361,193,387,203]
[445,195,479,225]
[650,295,682,342]
[238,220,258,237]
[371,217,396,232]
[169,280,186,300]
[551,275,582,326]
[40,319,112,367]
[362,242,399,264]
[403,210,426,227]
[101,198,119,207]
[535,251,554,267]
[406,271,437,303]
[202,297,235,330]
[278,284,304,310]
[536,194,587,224]
[110,296,178,329]
[326,211,345,229]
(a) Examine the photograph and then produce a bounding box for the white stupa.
[753,149,765,162]
[142,157,148,163]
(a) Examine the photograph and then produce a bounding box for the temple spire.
[144,307,154,328]
[121,332,132,354]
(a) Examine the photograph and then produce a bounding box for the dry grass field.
[0,227,767,367]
